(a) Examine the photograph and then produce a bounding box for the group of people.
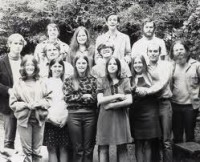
[0,13,200,162]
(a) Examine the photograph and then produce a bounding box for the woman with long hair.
[129,55,160,162]
[69,26,95,67]
[9,55,51,162]
[63,55,97,162]
[96,57,132,162]
[43,58,71,162]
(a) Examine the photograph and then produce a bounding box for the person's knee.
[98,145,109,154]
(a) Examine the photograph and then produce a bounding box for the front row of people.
[5,38,200,162]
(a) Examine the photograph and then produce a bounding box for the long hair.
[170,39,190,61]
[48,58,65,81]
[70,26,91,53]
[130,55,148,84]
[72,55,90,91]
[105,57,121,83]
[20,55,40,81]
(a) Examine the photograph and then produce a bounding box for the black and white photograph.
[0,0,200,162]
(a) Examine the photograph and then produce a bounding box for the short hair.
[48,58,65,81]
[7,33,27,47]
[170,39,190,60]
[142,18,156,31]
[46,23,60,37]
[70,26,91,52]
[147,43,161,54]
[105,56,121,82]
[105,13,120,23]
[20,55,40,81]
[43,42,61,57]
[97,43,115,56]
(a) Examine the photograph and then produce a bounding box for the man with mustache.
[131,18,168,64]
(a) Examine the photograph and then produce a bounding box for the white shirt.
[9,58,21,83]
[131,36,167,63]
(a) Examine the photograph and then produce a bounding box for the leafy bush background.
[0,0,199,59]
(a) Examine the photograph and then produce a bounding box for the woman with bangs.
[9,55,51,162]
[63,55,97,162]
[129,55,160,162]
[96,57,132,162]
[69,26,95,68]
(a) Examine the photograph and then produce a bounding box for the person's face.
[143,22,155,38]
[76,58,88,74]
[133,57,144,74]
[46,44,60,61]
[77,29,88,45]
[106,15,119,30]
[173,43,188,65]
[47,26,59,39]
[25,59,35,77]
[8,38,24,55]
[108,58,118,74]
[147,44,160,63]
[50,62,64,78]
[101,47,113,59]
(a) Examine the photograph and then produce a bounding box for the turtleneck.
[8,53,20,61]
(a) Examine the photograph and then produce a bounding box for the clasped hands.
[135,87,149,97]
[104,94,126,110]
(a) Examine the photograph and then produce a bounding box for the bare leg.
[47,146,58,162]
[135,140,144,162]
[98,145,109,162]
[143,140,152,162]
[59,146,69,162]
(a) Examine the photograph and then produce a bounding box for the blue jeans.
[3,112,17,149]
[67,112,97,162]
[172,103,198,143]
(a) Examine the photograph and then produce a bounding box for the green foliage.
[0,0,198,56]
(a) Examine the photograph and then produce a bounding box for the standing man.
[34,23,70,63]
[137,43,173,162]
[132,18,168,63]
[95,13,131,65]
[0,33,26,149]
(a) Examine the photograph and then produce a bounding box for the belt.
[159,98,171,102]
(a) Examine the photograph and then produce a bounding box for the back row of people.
[0,13,199,162]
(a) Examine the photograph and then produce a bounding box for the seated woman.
[9,55,51,162]
[96,57,132,162]
[129,55,161,162]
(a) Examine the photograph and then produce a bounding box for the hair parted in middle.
[70,26,91,53]
[105,56,121,82]
[20,55,40,81]
[72,54,90,91]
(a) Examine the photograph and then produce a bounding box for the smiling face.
[173,43,188,65]
[25,59,35,77]
[147,44,160,63]
[101,47,113,59]
[107,58,118,74]
[143,22,155,38]
[76,57,88,75]
[47,26,59,39]
[133,57,144,74]
[46,44,60,61]
[106,15,119,30]
[77,29,88,45]
[50,62,64,78]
